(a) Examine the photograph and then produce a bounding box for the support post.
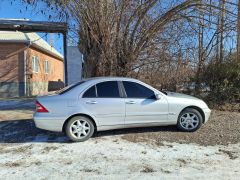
[63,32,68,86]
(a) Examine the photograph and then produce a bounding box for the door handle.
[86,100,98,104]
[126,101,136,104]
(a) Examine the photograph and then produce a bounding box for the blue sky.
[0,0,64,55]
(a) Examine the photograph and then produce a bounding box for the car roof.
[82,76,138,82]
[62,76,163,96]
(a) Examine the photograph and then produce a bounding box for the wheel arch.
[180,106,205,123]
[62,113,97,132]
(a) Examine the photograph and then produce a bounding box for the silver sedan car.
[34,77,211,142]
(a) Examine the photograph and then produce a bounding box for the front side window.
[44,60,49,74]
[123,81,155,99]
[96,81,120,98]
[32,56,39,73]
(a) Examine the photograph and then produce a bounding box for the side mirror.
[155,93,162,100]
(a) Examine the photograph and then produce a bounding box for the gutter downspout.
[23,39,32,96]
[24,50,27,96]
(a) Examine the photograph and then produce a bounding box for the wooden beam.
[0,19,67,33]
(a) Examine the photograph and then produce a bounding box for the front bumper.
[34,113,65,132]
[203,108,211,123]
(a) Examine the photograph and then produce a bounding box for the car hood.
[165,92,200,100]
[165,91,209,109]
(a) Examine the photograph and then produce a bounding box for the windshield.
[56,81,85,95]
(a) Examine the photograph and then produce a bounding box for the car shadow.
[0,101,35,111]
[0,119,178,143]
[0,119,68,143]
[95,125,178,138]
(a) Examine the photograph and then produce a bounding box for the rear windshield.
[56,81,85,95]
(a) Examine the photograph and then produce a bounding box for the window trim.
[118,81,127,98]
[32,56,39,73]
[121,81,156,99]
[44,60,49,74]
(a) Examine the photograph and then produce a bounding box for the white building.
[67,46,84,85]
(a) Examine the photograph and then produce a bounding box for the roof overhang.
[0,39,64,60]
[31,43,64,60]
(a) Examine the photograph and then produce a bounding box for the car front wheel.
[177,108,203,132]
[65,116,95,142]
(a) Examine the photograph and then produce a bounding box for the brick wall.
[27,47,64,96]
[0,43,64,97]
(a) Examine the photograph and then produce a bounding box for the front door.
[122,81,168,125]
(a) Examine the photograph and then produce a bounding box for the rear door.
[122,81,168,125]
[81,81,125,127]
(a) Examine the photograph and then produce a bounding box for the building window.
[32,56,39,73]
[44,60,49,74]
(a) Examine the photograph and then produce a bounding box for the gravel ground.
[121,110,240,146]
[0,99,239,179]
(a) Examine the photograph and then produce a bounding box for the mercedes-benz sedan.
[34,77,211,142]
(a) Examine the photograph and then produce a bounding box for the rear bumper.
[34,113,65,132]
[203,108,211,123]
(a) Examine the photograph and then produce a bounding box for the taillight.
[36,100,49,113]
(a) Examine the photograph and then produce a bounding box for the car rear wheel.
[65,116,95,142]
[177,108,203,132]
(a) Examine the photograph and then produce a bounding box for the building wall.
[67,46,83,85]
[27,47,64,96]
[0,43,26,98]
[0,43,64,98]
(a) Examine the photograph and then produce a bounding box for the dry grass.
[141,166,155,173]
[218,149,238,160]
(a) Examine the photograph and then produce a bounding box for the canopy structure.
[0,19,69,85]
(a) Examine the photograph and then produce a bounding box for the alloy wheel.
[179,112,199,130]
[70,119,91,139]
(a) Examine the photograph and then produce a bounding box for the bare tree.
[21,0,204,77]
[17,0,238,96]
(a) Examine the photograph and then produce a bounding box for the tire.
[65,116,95,142]
[177,108,203,132]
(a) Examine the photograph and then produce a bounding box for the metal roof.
[0,31,63,60]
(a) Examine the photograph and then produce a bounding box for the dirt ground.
[121,110,240,146]
[0,99,240,179]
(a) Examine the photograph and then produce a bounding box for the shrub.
[201,58,240,103]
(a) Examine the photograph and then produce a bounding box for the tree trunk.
[219,0,226,63]
[195,1,204,94]
[237,0,240,63]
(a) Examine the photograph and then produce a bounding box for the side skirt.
[97,121,177,131]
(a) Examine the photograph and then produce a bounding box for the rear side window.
[82,86,96,98]
[123,81,155,99]
[57,81,85,95]
[96,81,120,98]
